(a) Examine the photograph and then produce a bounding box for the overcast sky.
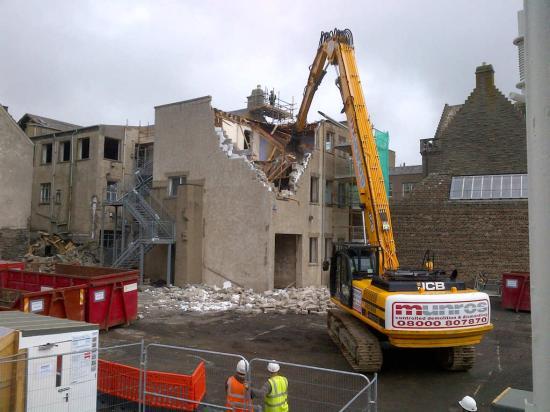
[1,0,522,164]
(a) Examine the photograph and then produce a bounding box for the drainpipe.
[121,121,127,194]
[67,130,77,233]
[49,133,57,233]
[320,123,326,285]
[524,1,550,410]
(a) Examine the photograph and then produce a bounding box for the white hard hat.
[267,362,280,373]
[459,396,477,412]
[236,359,249,375]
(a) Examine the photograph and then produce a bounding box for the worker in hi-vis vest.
[252,362,289,412]
[225,359,254,412]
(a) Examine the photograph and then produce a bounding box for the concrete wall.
[0,106,33,258]
[154,97,275,291]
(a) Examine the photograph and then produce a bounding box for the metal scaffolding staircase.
[103,159,175,276]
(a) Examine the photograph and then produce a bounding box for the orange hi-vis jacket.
[226,375,253,412]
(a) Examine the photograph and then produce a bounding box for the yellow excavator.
[294,29,493,372]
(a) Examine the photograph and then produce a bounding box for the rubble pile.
[25,232,99,272]
[139,284,334,316]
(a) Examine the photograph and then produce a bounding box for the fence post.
[141,342,149,412]
[138,339,145,412]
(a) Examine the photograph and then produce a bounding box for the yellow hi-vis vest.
[264,375,289,412]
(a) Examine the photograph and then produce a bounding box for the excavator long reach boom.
[295,28,398,272]
[296,28,492,373]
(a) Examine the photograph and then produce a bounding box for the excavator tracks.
[437,345,476,371]
[327,309,383,373]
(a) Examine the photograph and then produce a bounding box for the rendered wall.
[154,97,274,291]
[0,107,33,258]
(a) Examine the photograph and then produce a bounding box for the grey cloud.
[0,0,522,164]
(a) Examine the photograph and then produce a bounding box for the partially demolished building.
[18,87,388,292]
[145,88,364,291]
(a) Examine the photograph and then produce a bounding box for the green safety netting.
[374,129,390,198]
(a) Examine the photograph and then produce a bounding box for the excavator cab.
[328,243,379,305]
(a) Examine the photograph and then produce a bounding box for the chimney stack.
[475,63,495,90]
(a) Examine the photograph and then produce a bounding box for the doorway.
[274,234,300,289]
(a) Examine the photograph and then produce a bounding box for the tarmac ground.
[101,296,532,411]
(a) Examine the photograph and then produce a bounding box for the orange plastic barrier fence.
[98,359,206,411]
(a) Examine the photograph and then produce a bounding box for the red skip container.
[0,263,139,329]
[501,272,531,312]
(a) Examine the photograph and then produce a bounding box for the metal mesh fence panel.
[144,343,247,411]
[97,342,144,412]
[249,358,374,412]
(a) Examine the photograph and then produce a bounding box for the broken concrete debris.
[139,284,334,316]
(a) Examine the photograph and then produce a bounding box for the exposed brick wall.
[391,65,529,282]
[391,174,529,281]
[0,228,29,260]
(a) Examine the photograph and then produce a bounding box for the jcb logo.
[418,282,445,291]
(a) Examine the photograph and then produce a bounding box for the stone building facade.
[390,64,528,281]
[0,106,33,259]
[29,124,154,243]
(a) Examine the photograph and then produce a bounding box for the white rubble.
[139,284,334,317]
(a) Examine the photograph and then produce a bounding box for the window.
[309,237,318,264]
[325,180,334,206]
[310,176,319,203]
[41,143,52,164]
[106,181,118,202]
[104,137,120,161]
[337,135,347,145]
[40,183,51,204]
[102,230,114,248]
[243,130,251,150]
[402,182,414,196]
[55,190,62,204]
[350,184,360,208]
[337,182,348,207]
[389,182,393,198]
[324,238,333,262]
[325,132,334,152]
[78,137,90,160]
[450,174,528,200]
[59,140,71,162]
[169,176,186,197]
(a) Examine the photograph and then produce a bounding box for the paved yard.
[101,296,532,411]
